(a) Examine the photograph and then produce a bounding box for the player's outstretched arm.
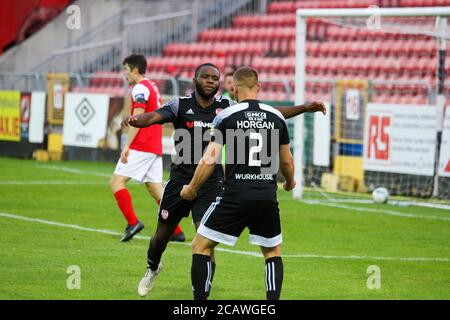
[279,144,296,191]
[180,142,223,201]
[121,112,165,128]
[275,101,326,119]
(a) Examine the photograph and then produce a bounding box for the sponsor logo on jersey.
[185,121,214,128]
[235,173,274,181]
[186,121,194,129]
[245,111,267,121]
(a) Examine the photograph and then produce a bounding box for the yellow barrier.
[333,156,365,192]
[48,133,63,161]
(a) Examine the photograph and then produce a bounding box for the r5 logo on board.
[367,115,390,161]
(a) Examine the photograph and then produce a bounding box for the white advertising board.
[63,93,109,148]
[363,103,437,176]
[28,91,46,143]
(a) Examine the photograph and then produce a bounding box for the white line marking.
[1,212,449,263]
[303,200,450,221]
[0,181,106,185]
[37,165,111,178]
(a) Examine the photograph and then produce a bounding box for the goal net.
[293,7,450,206]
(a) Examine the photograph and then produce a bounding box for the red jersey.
[129,79,163,155]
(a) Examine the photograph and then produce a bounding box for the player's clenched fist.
[283,180,296,192]
[305,101,327,115]
[121,116,137,128]
[180,185,197,201]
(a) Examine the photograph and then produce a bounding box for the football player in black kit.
[122,63,326,297]
[181,66,296,300]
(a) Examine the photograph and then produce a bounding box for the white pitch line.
[1,212,449,263]
[37,165,111,178]
[303,200,450,221]
[0,181,106,185]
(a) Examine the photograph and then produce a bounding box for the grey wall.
[0,0,193,72]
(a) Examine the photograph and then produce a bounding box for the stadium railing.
[0,72,182,98]
[29,0,269,74]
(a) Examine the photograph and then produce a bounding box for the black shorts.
[197,194,282,248]
[158,179,223,224]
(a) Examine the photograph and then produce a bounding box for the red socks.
[114,189,138,226]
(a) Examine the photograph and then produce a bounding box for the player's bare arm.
[180,141,223,201]
[275,101,326,119]
[121,111,165,128]
[279,144,296,191]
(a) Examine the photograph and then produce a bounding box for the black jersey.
[211,99,290,199]
[156,93,234,185]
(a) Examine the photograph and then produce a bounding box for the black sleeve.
[210,114,227,145]
[280,120,290,145]
[155,97,179,124]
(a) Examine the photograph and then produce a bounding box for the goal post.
[293,6,450,202]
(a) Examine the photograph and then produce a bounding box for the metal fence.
[0,73,48,92]
[29,0,269,74]
[0,72,193,99]
[0,72,434,106]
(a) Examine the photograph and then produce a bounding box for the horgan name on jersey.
[236,120,275,129]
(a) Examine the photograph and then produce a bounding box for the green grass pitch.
[0,157,449,299]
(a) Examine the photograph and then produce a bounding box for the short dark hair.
[123,54,147,75]
[194,63,220,78]
[233,66,259,88]
[224,72,234,79]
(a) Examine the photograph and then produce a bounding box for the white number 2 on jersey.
[249,132,263,167]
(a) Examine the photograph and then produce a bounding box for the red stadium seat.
[268,1,296,14]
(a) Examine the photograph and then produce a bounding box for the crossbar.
[296,6,450,18]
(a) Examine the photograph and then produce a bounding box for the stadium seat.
[141,0,445,107]
[267,1,296,14]
[233,14,296,28]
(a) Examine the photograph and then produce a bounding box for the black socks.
[265,256,283,300]
[191,254,213,300]
[191,254,283,300]
[147,236,167,271]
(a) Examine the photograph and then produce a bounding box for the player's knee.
[192,235,205,254]
[150,234,169,252]
[109,177,125,193]
[261,245,282,260]
[145,183,161,200]
[109,178,117,190]
[192,234,214,256]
